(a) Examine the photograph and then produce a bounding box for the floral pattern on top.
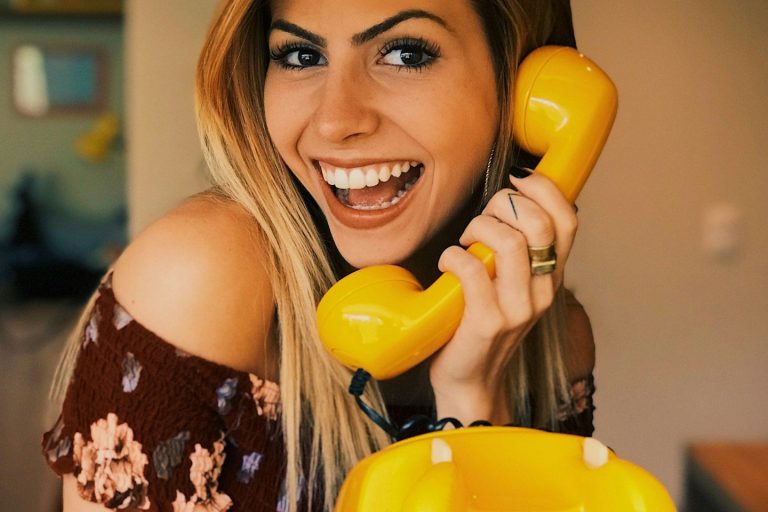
[152,431,191,480]
[72,413,150,510]
[216,378,239,416]
[113,303,134,330]
[249,374,281,421]
[84,306,102,348]
[172,436,232,512]
[557,377,594,422]
[121,352,143,393]
[237,452,263,484]
[44,417,71,463]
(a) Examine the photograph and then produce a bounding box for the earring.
[483,142,497,198]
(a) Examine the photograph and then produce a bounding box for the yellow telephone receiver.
[317,46,618,380]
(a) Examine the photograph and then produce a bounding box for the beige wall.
[568,0,768,503]
[126,0,768,505]
[125,0,218,236]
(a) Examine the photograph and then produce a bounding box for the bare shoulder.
[111,191,275,376]
[563,288,596,381]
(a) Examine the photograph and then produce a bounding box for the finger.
[476,188,564,289]
[483,189,570,288]
[460,215,538,327]
[485,189,561,307]
[478,184,575,291]
[508,171,579,262]
[473,190,556,250]
[438,245,505,343]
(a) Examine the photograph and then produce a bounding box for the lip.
[312,159,424,230]
[314,157,420,169]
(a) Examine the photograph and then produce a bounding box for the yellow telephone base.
[335,427,676,512]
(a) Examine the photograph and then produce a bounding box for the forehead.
[268,0,480,38]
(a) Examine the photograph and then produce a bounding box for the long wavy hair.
[52,1,578,510]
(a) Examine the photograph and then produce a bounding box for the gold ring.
[528,243,557,275]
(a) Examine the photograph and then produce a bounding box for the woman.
[43,0,595,510]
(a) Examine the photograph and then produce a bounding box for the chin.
[334,236,420,269]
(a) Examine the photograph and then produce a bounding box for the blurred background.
[1,0,765,510]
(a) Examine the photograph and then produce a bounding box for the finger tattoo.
[507,193,519,220]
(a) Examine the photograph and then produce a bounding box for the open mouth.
[317,160,425,211]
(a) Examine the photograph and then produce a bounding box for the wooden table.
[686,442,768,512]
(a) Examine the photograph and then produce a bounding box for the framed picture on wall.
[11,44,107,117]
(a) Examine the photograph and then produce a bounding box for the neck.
[399,186,482,286]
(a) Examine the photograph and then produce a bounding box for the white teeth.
[365,169,379,187]
[319,160,421,190]
[348,168,365,190]
[334,169,348,189]
[379,165,391,183]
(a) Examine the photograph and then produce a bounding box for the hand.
[430,170,578,425]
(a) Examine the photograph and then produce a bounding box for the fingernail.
[509,165,533,179]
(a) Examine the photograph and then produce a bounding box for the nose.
[310,67,379,143]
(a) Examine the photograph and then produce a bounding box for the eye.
[381,47,427,67]
[378,37,440,71]
[270,42,327,70]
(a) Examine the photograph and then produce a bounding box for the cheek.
[263,77,289,152]
[416,83,496,178]
[263,75,312,186]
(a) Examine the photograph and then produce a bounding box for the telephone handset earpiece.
[317,46,618,380]
[512,46,619,202]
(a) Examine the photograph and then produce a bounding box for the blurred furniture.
[4,172,122,301]
[686,442,768,511]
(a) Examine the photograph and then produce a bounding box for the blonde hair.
[52,1,575,510]
[472,0,573,431]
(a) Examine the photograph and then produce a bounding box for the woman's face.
[264,0,499,267]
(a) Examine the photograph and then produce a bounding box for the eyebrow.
[269,9,451,47]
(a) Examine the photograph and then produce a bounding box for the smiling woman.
[42,1,594,512]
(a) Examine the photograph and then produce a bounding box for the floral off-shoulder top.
[42,273,595,511]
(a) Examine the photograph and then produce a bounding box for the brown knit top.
[42,273,595,511]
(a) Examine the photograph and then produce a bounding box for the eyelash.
[268,41,314,70]
[268,37,441,73]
